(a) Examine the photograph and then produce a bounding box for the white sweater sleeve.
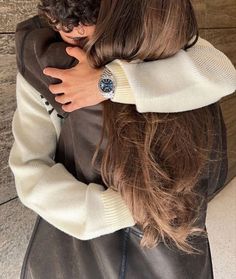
[8,73,135,240]
[107,37,236,112]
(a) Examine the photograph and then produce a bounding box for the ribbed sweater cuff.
[106,61,135,104]
[101,187,135,229]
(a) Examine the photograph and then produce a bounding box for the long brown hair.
[39,0,218,254]
[86,0,215,254]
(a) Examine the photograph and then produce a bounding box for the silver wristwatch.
[98,67,116,100]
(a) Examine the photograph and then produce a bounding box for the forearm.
[8,73,135,240]
[107,37,236,112]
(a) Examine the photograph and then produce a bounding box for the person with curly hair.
[9,0,236,278]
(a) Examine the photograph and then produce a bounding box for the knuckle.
[68,94,75,102]
[74,99,81,107]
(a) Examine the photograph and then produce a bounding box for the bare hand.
[43,47,106,112]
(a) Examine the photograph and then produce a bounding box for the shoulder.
[15,16,47,73]
[16,73,63,139]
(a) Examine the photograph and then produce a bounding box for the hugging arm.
[107,37,236,112]
[16,16,236,114]
[44,37,236,112]
[8,73,135,240]
[11,16,137,240]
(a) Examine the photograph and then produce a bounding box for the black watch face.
[100,79,114,93]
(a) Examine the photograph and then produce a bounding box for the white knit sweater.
[8,37,236,240]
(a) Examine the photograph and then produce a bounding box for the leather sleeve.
[15,15,77,118]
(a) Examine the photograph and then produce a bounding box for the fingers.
[54,94,73,105]
[48,83,66,94]
[43,67,66,80]
[49,83,78,96]
[62,102,80,112]
[44,47,87,80]
[61,95,105,112]
[62,99,90,112]
[66,47,87,63]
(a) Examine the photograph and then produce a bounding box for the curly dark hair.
[38,0,101,32]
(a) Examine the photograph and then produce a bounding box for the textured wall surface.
[0,1,235,278]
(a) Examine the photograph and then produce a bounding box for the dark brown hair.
[39,0,219,254]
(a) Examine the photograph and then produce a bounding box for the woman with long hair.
[9,0,234,278]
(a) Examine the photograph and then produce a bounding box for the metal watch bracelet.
[98,67,116,100]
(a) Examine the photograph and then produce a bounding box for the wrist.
[105,61,135,104]
[98,67,116,100]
